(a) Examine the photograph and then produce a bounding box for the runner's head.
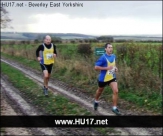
[44,35,51,45]
[105,43,113,55]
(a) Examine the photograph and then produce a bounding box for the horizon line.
[1,31,162,37]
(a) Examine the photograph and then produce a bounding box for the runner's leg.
[109,81,118,107]
[95,87,104,101]
[46,64,53,87]
[109,81,121,115]
[94,81,106,110]
[43,70,49,88]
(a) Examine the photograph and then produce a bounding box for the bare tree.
[1,7,12,29]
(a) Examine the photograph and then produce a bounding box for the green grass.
[1,52,162,114]
[1,61,121,135]
[96,127,121,135]
[0,128,6,136]
[1,52,39,70]
[119,91,162,110]
[1,61,91,115]
[1,41,162,115]
[100,86,162,114]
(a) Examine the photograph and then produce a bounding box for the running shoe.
[94,101,99,111]
[43,86,48,96]
[112,108,121,116]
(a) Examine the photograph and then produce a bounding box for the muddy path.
[1,78,103,136]
[1,79,57,135]
[1,58,162,135]
[1,88,33,136]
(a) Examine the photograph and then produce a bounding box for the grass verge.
[1,61,91,115]
[1,61,121,135]
[1,52,162,114]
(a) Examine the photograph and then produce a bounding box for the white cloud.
[2,1,162,35]
[26,13,162,35]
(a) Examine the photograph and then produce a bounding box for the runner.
[36,35,57,96]
[94,43,121,115]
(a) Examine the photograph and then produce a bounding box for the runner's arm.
[114,63,118,72]
[95,66,113,70]
[53,44,57,57]
[36,45,43,57]
[36,45,43,61]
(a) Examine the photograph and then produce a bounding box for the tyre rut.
[1,58,161,135]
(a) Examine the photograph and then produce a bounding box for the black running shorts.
[40,63,53,74]
[98,78,117,88]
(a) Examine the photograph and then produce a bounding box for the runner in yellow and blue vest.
[36,35,57,96]
[94,43,121,115]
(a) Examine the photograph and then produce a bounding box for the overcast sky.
[1,1,162,36]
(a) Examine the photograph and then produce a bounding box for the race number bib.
[46,53,53,59]
[107,71,114,75]
[107,67,115,75]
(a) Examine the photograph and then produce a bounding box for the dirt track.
[1,88,33,136]
[1,58,162,135]
[1,78,104,136]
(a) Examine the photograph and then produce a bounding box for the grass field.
[1,61,121,135]
[1,62,92,115]
[1,41,162,114]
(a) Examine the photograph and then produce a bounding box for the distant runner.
[94,43,121,115]
[36,35,57,96]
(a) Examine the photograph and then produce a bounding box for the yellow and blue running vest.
[95,53,116,82]
[40,43,55,65]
